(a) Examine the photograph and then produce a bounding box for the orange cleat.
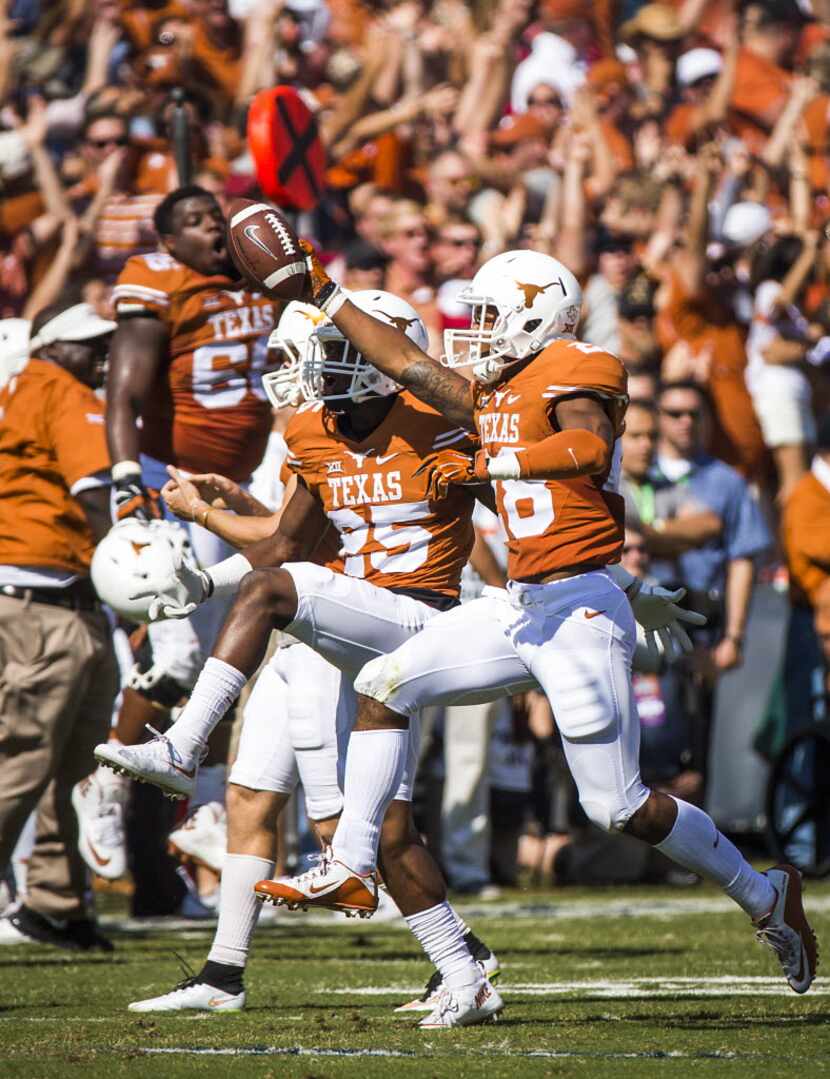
[254,856,378,918]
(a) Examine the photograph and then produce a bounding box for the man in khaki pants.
[0,300,119,950]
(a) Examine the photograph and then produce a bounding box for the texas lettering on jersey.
[284,391,475,598]
[474,338,628,582]
[112,252,279,480]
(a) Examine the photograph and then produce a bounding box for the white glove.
[130,560,210,622]
[608,565,707,661]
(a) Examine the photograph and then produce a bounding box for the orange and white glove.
[415,449,489,501]
[300,238,347,316]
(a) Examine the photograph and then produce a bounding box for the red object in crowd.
[247,87,326,212]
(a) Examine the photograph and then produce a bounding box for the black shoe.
[7,905,114,952]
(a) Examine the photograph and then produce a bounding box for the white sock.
[332,728,408,875]
[191,764,227,811]
[207,853,275,968]
[167,659,247,768]
[453,911,470,937]
[656,797,775,918]
[405,902,481,992]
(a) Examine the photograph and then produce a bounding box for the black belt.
[388,586,459,612]
[0,580,101,612]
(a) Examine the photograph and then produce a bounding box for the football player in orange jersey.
[93,185,281,909]
[256,246,817,1008]
[96,290,505,1027]
[106,184,279,656]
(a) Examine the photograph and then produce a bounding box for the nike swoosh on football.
[584,609,606,619]
[243,224,278,260]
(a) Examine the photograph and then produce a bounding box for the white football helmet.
[90,519,196,623]
[300,289,428,405]
[261,302,330,409]
[443,250,582,384]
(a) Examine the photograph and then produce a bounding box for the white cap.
[29,303,116,352]
[0,318,31,388]
[721,202,772,248]
[511,33,586,112]
[677,48,723,88]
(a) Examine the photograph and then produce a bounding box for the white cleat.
[168,802,227,872]
[72,768,129,880]
[754,864,819,994]
[418,978,503,1029]
[128,977,245,1013]
[395,951,501,1014]
[94,729,197,801]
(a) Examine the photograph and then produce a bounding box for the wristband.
[112,459,143,482]
[197,506,212,529]
[317,281,347,317]
[486,450,522,481]
[205,552,254,599]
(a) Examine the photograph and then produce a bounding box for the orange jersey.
[284,391,475,599]
[474,340,627,582]
[0,359,110,574]
[113,253,279,481]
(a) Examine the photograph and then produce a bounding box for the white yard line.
[333,975,829,999]
[98,893,830,934]
[137,1046,801,1061]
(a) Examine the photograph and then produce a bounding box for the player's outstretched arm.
[132,479,329,620]
[240,477,329,569]
[304,242,475,430]
[161,467,279,549]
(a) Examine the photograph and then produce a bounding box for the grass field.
[2,880,830,1079]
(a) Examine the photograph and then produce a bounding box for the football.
[226,198,308,300]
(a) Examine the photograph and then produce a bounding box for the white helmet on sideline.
[91,519,196,623]
[261,302,331,409]
[300,289,428,405]
[443,250,581,384]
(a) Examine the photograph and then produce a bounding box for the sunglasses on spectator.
[436,234,479,247]
[87,135,127,147]
[660,407,700,419]
[528,93,562,107]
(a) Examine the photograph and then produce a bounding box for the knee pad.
[579,787,648,834]
[354,654,401,705]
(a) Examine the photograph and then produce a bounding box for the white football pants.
[355,571,651,833]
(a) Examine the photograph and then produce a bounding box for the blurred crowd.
[2,0,830,927]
